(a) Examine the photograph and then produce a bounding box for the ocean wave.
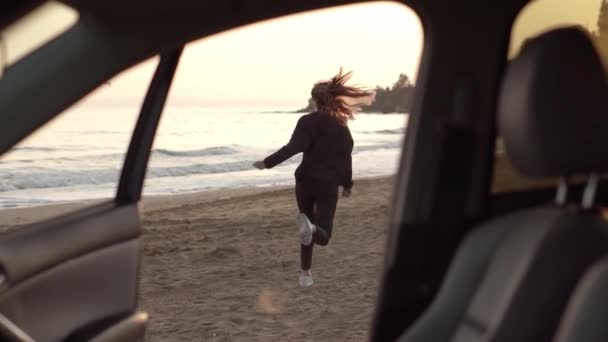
[358,128,405,135]
[377,128,405,135]
[11,145,94,153]
[0,197,54,209]
[12,146,60,152]
[153,146,239,157]
[63,130,128,135]
[3,146,241,164]
[0,142,398,192]
[353,142,402,153]
[0,159,259,192]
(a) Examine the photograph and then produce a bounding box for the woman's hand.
[342,187,352,198]
[253,161,266,170]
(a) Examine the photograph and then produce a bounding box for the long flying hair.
[311,68,375,125]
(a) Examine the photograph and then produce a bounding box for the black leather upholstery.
[399,208,608,342]
[498,27,608,177]
[554,256,608,342]
[397,211,513,342]
[398,26,608,342]
[451,211,608,342]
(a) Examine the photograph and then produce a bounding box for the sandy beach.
[0,151,551,341]
[139,176,394,341]
[0,176,395,341]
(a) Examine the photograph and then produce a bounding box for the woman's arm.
[343,153,353,189]
[259,116,311,169]
[339,154,353,197]
[341,130,354,191]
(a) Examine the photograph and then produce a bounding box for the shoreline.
[0,175,394,227]
[0,159,552,340]
[0,149,554,229]
[0,174,398,340]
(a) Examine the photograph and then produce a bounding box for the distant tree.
[392,74,412,90]
[593,0,608,65]
[296,73,415,114]
[365,74,414,113]
[598,0,608,32]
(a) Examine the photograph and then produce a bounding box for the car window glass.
[0,58,157,228]
[139,2,423,340]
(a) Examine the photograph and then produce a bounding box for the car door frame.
[0,46,183,341]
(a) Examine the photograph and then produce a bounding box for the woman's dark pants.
[295,179,339,270]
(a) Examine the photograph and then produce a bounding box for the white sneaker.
[299,270,314,287]
[297,213,315,246]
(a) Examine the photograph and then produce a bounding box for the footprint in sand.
[205,247,242,261]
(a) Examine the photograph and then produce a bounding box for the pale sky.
[5,0,606,109]
[511,0,601,56]
[89,0,602,108]
[79,2,424,108]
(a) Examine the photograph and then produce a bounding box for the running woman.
[253,69,375,287]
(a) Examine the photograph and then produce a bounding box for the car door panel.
[0,240,140,341]
[0,203,140,284]
[0,46,182,341]
[0,203,141,341]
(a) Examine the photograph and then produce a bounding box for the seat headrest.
[498,26,608,178]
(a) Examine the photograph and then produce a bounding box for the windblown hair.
[311,69,375,125]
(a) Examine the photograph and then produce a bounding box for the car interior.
[1,0,608,341]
